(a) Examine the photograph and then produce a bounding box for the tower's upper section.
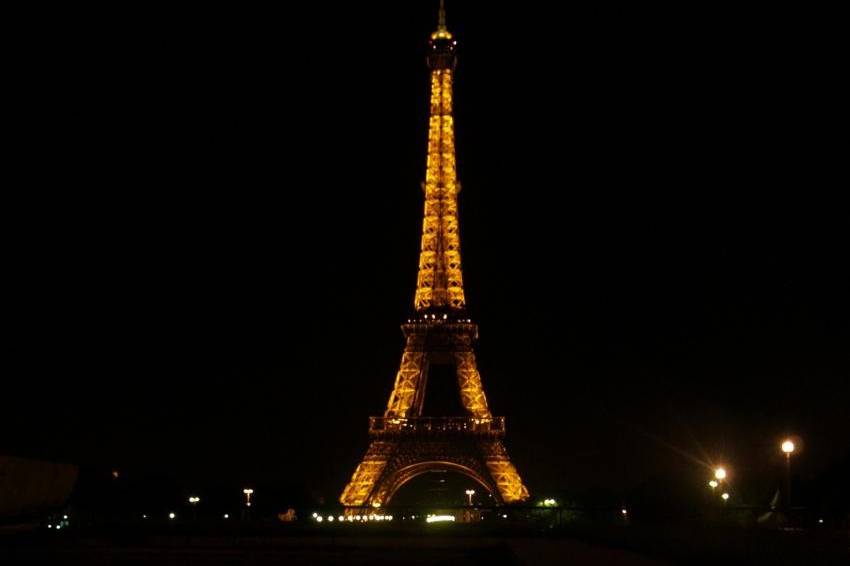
[414,0,465,314]
[427,0,457,70]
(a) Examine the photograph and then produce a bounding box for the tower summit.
[415,0,463,312]
[340,1,529,510]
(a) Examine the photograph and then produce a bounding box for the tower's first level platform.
[369,416,505,438]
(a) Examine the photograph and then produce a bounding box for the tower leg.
[339,441,396,508]
[482,440,529,503]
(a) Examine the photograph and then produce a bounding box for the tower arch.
[376,461,497,506]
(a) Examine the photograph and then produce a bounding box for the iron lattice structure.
[340,2,529,510]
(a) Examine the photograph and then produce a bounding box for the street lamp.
[708,479,718,490]
[243,488,254,507]
[721,492,730,503]
[714,467,727,481]
[782,439,795,508]
[465,489,475,506]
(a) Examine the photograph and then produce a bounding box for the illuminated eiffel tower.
[340,1,529,509]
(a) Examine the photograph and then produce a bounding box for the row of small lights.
[140,488,254,522]
[47,514,70,530]
[313,512,394,523]
[311,512,511,524]
[406,315,473,323]
[140,512,232,521]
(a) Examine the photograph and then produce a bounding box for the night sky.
[5,3,848,506]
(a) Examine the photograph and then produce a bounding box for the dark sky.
[5,2,848,504]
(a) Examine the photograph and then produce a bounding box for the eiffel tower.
[340,1,529,509]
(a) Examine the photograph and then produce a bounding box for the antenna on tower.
[438,0,447,31]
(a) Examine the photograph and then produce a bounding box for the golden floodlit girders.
[486,459,531,503]
[339,14,529,508]
[415,69,465,312]
[383,327,491,420]
[339,441,393,507]
[384,339,426,418]
[454,350,491,420]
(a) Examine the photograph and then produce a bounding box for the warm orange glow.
[339,1,529,510]
[782,440,795,454]
[414,67,465,312]
[714,467,727,480]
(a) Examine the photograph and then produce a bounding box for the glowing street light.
[782,439,796,509]
[465,489,475,506]
[721,492,730,503]
[708,480,719,490]
[243,488,254,507]
[714,467,727,481]
[781,440,795,455]
[188,496,200,520]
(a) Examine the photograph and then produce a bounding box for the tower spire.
[438,0,447,31]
